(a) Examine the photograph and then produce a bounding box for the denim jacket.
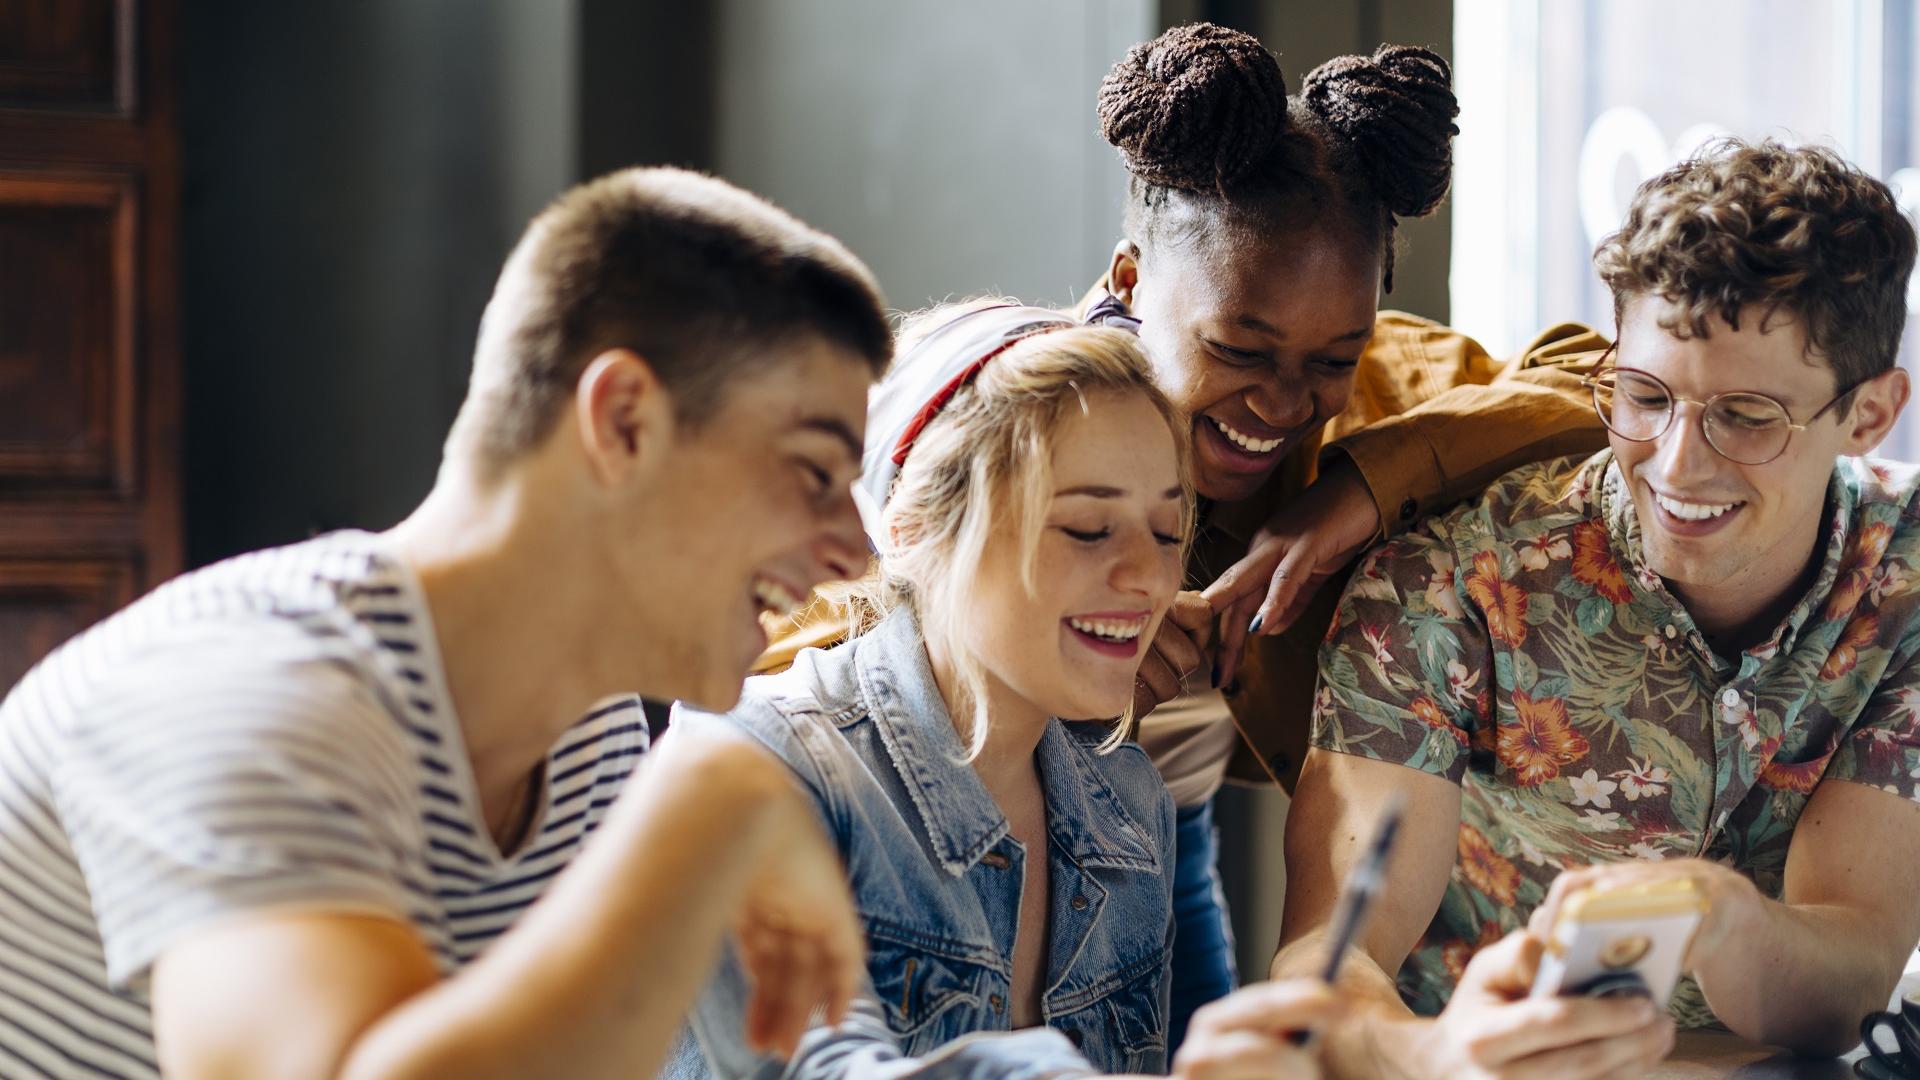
[670,606,1177,1080]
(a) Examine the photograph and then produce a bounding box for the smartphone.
[1529,877,1706,1006]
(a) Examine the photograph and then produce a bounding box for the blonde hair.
[837,301,1194,758]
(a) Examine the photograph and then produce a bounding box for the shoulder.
[4,535,425,776]
[1424,451,1604,548]
[670,644,868,796]
[1345,453,1607,602]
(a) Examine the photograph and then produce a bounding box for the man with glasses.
[1273,138,1920,1074]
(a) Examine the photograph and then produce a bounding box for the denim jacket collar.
[851,607,1162,878]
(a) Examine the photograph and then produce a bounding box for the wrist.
[1693,866,1767,966]
[1321,453,1386,545]
[1335,1008,1427,1080]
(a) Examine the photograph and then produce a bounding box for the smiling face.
[617,336,874,711]
[1609,297,1885,630]
[961,388,1187,722]
[1116,222,1381,503]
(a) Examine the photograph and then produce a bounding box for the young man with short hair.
[0,167,890,1078]
[1280,139,1920,1075]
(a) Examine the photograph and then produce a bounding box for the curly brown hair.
[1096,23,1458,293]
[1594,139,1916,396]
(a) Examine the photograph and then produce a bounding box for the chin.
[678,678,746,715]
[1047,684,1134,723]
[1194,464,1272,504]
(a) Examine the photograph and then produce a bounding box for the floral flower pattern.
[1497,690,1588,786]
[1313,452,1920,1029]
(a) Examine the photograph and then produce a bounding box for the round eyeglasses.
[1583,354,1857,466]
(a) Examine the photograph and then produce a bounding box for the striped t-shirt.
[0,532,649,1078]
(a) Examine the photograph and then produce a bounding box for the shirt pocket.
[865,922,995,1047]
[1058,950,1167,1074]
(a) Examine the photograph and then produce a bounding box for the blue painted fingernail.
[1248,614,1264,635]
[1210,665,1220,689]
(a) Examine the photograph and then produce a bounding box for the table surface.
[1656,1030,1864,1078]
[1650,969,1918,1078]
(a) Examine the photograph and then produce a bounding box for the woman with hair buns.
[1085,20,1611,1054]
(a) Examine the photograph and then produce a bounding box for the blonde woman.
[668,304,1339,1079]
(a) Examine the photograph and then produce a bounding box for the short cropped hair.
[452,167,891,468]
[1595,139,1917,394]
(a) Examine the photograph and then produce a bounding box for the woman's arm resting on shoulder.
[1330,324,1610,539]
[153,728,864,1080]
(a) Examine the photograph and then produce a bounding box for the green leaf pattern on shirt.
[1312,451,1920,1028]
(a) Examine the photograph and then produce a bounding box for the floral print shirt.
[1312,450,1920,1027]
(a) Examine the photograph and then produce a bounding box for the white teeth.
[751,576,801,615]
[1068,616,1147,642]
[1211,417,1282,454]
[1654,492,1740,521]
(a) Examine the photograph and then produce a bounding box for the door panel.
[0,0,175,692]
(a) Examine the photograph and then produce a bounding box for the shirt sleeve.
[1823,648,1920,801]
[48,637,422,990]
[1311,523,1494,784]
[1330,322,1612,536]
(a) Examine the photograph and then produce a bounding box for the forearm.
[341,738,791,1079]
[1332,366,1605,536]
[1694,897,1905,1055]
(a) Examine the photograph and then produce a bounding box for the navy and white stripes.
[0,532,647,1078]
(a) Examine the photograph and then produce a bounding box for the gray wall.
[709,1,1153,314]
[183,1,578,564]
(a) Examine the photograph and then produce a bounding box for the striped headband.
[853,299,1140,544]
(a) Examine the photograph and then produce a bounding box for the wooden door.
[0,0,179,692]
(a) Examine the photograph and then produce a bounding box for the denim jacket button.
[989,994,1005,1014]
[981,852,1010,869]
[1070,895,1089,911]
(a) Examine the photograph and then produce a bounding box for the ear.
[574,348,674,487]
[1106,239,1142,307]
[1838,368,1910,455]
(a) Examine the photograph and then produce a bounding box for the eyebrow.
[1057,485,1184,500]
[1231,315,1373,345]
[794,417,863,460]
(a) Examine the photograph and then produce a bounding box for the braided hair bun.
[1096,22,1290,195]
[1302,45,1459,218]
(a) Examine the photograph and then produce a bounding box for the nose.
[812,486,869,585]
[1108,526,1174,599]
[1245,372,1315,432]
[1649,401,1721,488]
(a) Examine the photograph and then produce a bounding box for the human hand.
[729,755,866,1058]
[1527,858,1759,976]
[1384,931,1674,1079]
[1167,980,1343,1080]
[1130,591,1217,719]
[1202,457,1381,690]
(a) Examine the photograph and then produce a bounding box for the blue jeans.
[1168,797,1237,1056]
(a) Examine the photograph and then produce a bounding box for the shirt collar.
[850,606,1160,877]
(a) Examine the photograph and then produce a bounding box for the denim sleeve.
[689,944,1098,1080]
